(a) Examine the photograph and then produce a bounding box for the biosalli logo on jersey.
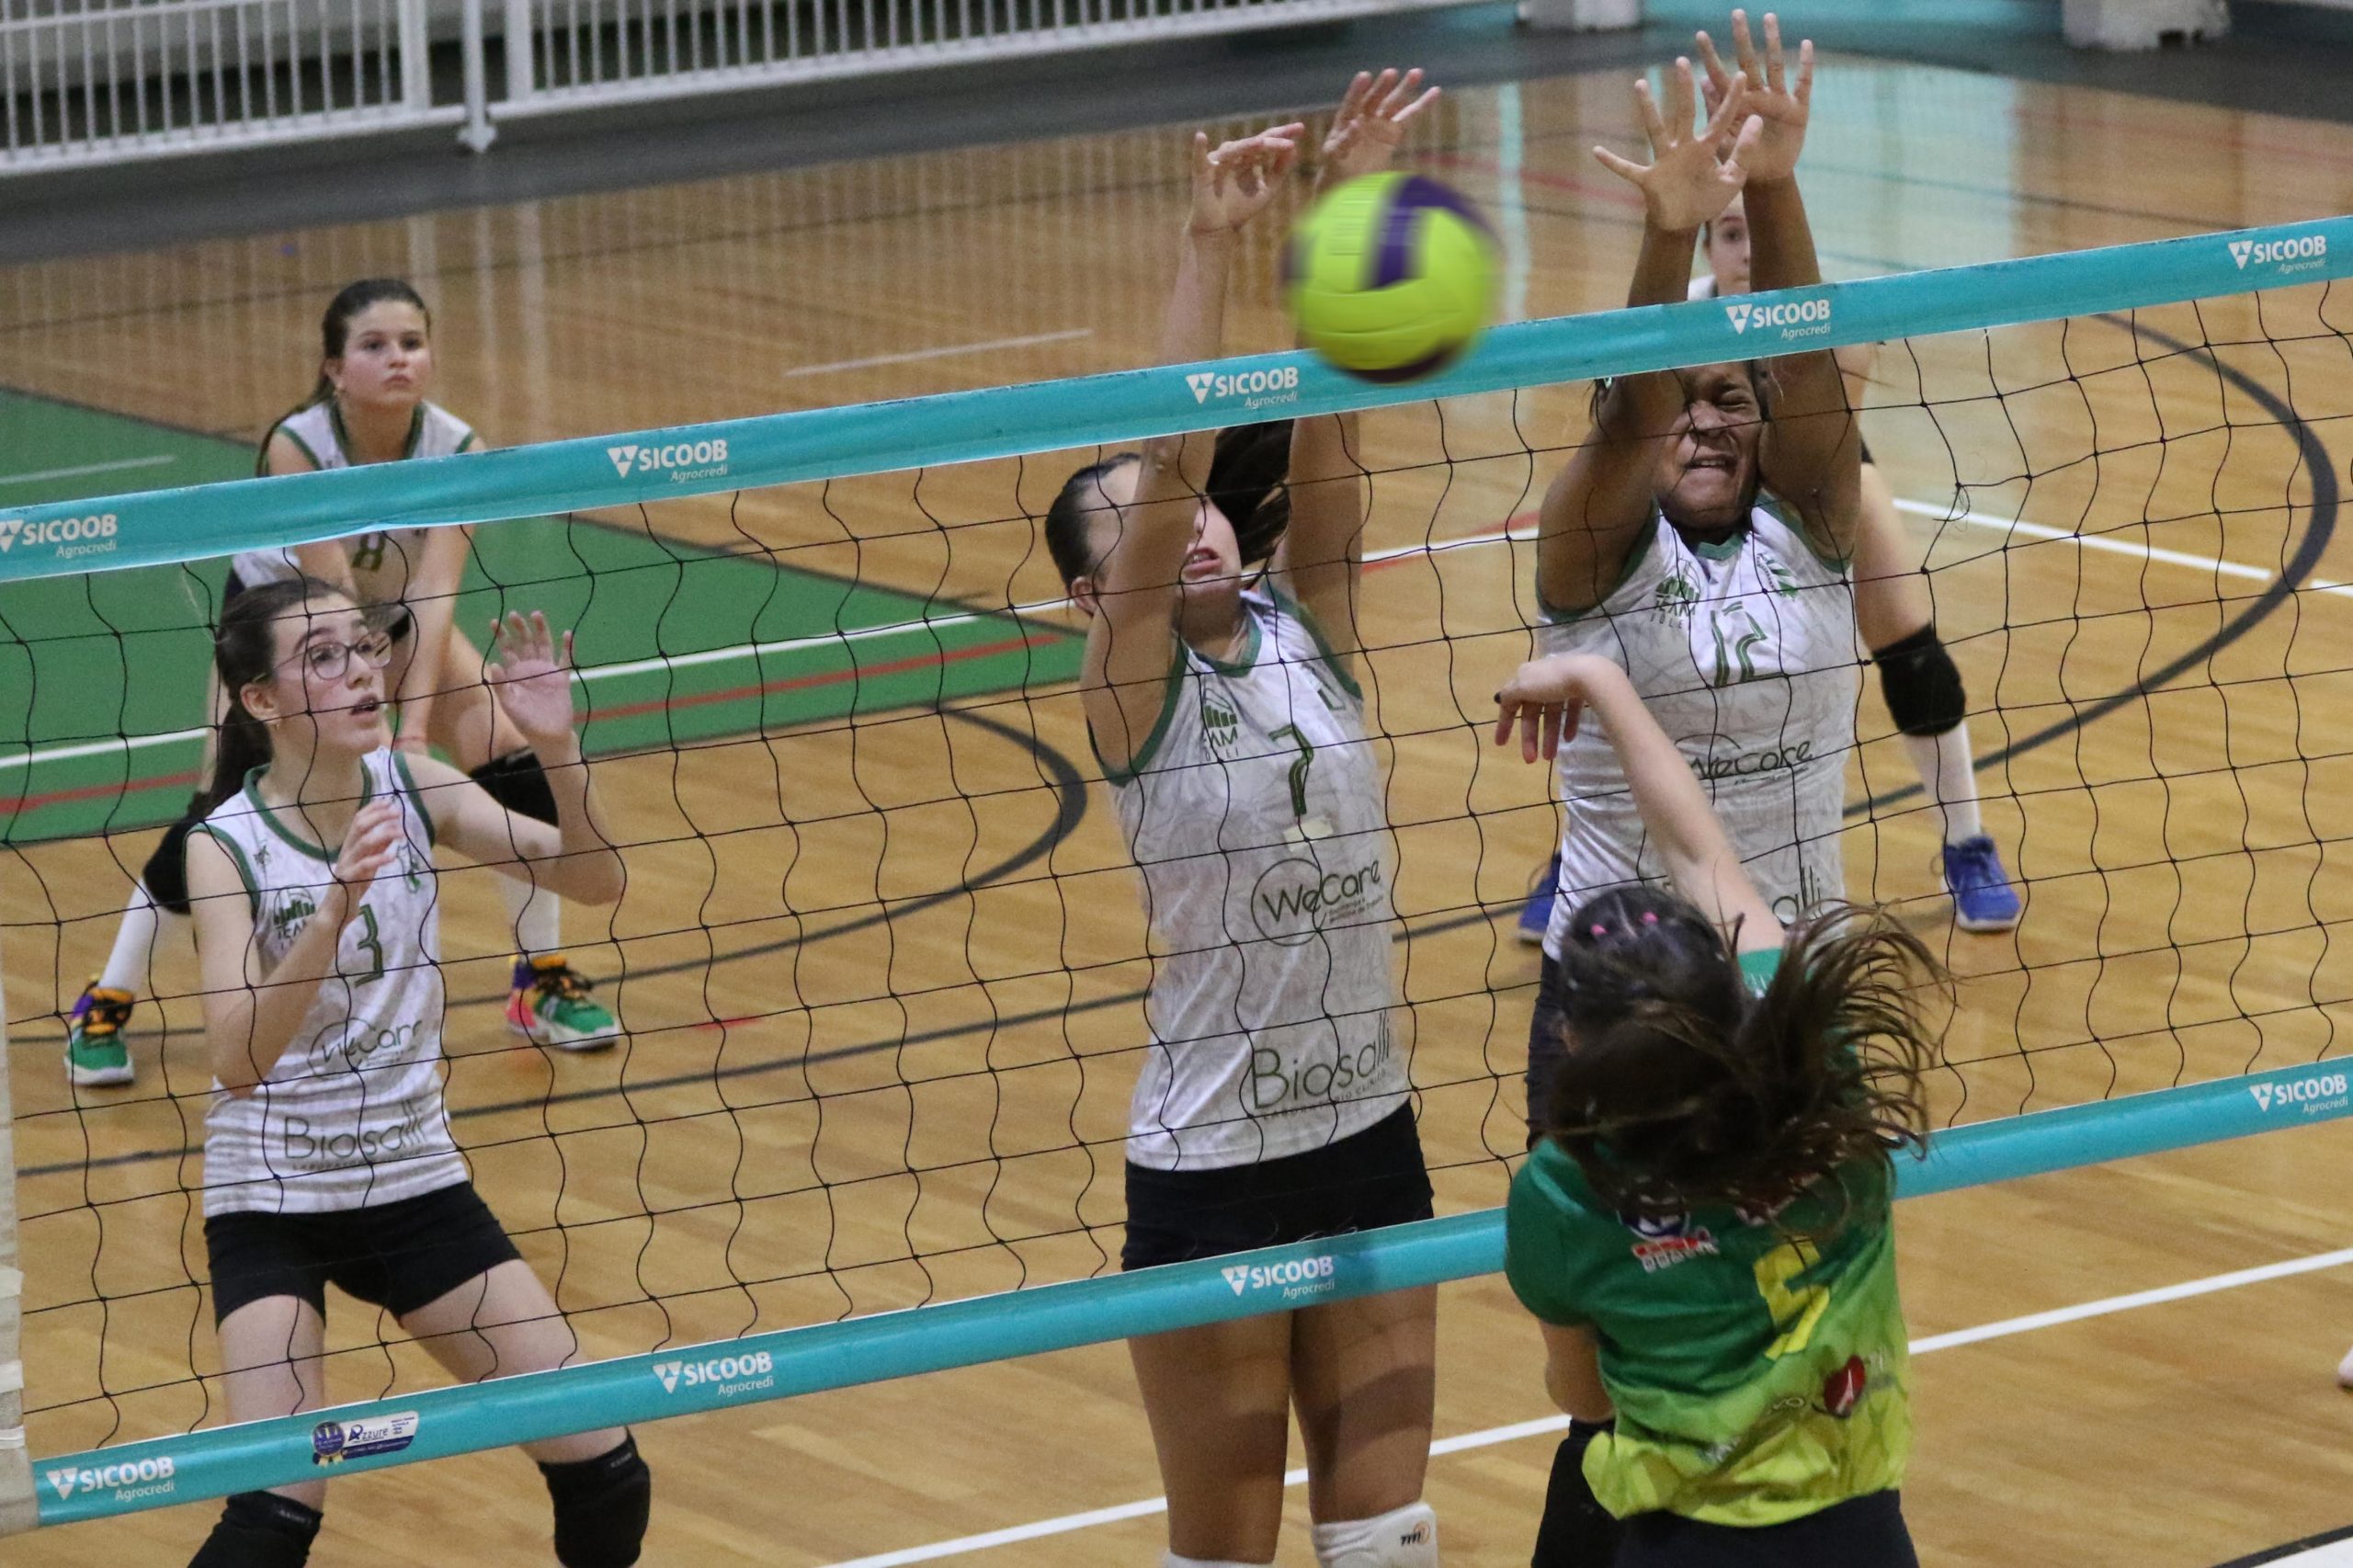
[1723,297,1832,343]
[1184,364,1302,412]
[46,1455,176,1504]
[607,437,730,483]
[0,511,120,562]
[1221,1254,1337,1303]
[2228,234,2328,275]
[2247,1071,2349,1117]
[652,1348,777,1399]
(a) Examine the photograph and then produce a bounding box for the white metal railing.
[2,0,1478,171]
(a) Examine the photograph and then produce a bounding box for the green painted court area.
[0,391,1079,844]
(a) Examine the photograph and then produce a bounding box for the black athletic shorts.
[1525,953,1572,1145]
[1121,1104,1434,1271]
[1618,1491,1917,1567]
[206,1181,523,1325]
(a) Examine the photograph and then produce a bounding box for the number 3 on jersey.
[1753,1238,1829,1359]
[350,904,386,986]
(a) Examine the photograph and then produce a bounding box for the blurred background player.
[63,278,619,1087]
[1041,73,1446,1568]
[1493,646,1940,1568]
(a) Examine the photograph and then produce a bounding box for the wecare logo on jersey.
[45,1454,176,1505]
[605,437,731,484]
[1220,1254,1338,1303]
[2247,1070,2350,1117]
[2228,233,2328,276]
[0,510,120,563]
[651,1348,777,1399]
[312,1412,419,1467]
[1183,362,1302,412]
[1723,296,1833,343]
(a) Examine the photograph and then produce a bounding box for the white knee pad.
[1312,1501,1438,1568]
[1163,1555,1272,1568]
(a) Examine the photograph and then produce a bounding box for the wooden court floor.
[6,51,2353,1567]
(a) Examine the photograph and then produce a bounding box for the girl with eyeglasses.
[176,575,650,1568]
[66,279,617,1090]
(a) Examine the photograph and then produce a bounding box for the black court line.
[2217,1523,2353,1566]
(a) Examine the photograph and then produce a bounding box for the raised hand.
[483,609,579,747]
[1318,68,1442,190]
[1188,125,1306,237]
[1493,654,1613,764]
[331,799,405,904]
[1593,58,1752,233]
[1698,10,1812,184]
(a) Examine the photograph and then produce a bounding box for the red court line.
[1362,508,1540,577]
[2,631,1064,819]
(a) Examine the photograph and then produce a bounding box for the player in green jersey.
[1491,649,1946,1566]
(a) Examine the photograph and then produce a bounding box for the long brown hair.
[1544,887,1947,1237]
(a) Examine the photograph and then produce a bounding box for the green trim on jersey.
[242,764,378,862]
[1539,522,1656,627]
[1092,644,1188,785]
[1505,951,1912,1528]
[1756,493,1854,574]
[1263,582,1362,701]
[1195,608,1265,676]
[266,417,326,476]
[188,824,263,919]
[1687,524,1748,563]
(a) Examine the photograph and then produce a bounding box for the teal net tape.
[36,1055,2353,1526]
[0,216,2345,585]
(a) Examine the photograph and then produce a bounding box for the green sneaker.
[506,956,620,1052]
[64,983,137,1086]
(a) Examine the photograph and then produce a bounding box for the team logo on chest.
[1199,685,1242,758]
[1653,570,1700,626]
[268,889,317,944]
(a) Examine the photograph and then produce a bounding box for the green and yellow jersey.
[1505,949,1911,1528]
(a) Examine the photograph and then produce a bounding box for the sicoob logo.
[653,1348,776,1398]
[1723,298,1832,342]
[2248,1072,2349,1116]
[607,437,730,483]
[1221,1255,1338,1301]
[2229,234,2328,274]
[1184,365,1302,411]
[0,512,119,562]
[46,1455,176,1503]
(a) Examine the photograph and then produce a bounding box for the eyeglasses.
[278,631,394,682]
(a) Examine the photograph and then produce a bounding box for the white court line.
[0,453,176,490]
[816,1244,2353,1568]
[0,496,2317,777]
[775,329,1093,381]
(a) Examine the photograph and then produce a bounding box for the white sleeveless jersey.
[234,400,477,607]
[1540,505,1859,954]
[1106,589,1409,1171]
[193,749,465,1215]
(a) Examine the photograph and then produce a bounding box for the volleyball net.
[3,213,2351,1531]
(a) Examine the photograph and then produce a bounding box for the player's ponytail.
[1206,420,1292,566]
[1542,889,1945,1237]
[191,577,336,821]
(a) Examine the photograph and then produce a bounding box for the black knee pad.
[188,1490,322,1568]
[141,808,203,916]
[541,1434,652,1568]
[1872,624,1967,738]
[1531,1420,1622,1568]
[471,750,560,826]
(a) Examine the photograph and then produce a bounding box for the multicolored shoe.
[1941,835,2023,933]
[506,956,620,1051]
[64,982,137,1087]
[1517,855,1562,947]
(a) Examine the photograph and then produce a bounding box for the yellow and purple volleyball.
[1284,172,1498,383]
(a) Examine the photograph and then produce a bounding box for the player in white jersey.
[1521,20,1863,1131]
[65,280,616,1092]
[177,575,649,1568]
[1040,74,1442,1568]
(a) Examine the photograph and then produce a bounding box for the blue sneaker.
[1941,835,2022,932]
[1518,855,1561,946]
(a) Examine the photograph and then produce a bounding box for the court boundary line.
[813,1244,2353,1568]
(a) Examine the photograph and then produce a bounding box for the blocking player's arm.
[186,805,403,1096]
[405,613,626,907]
[388,522,475,752]
[1709,15,1862,562]
[1495,653,1781,950]
[1539,62,1750,617]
